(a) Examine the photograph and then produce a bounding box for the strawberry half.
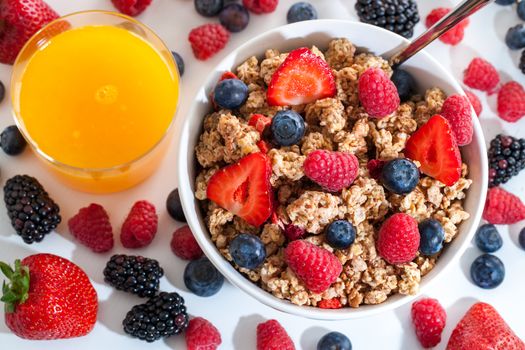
[267,47,336,106]
[405,115,462,186]
[207,152,273,227]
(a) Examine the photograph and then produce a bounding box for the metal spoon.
[390,0,495,67]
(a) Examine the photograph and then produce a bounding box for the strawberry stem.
[0,260,30,313]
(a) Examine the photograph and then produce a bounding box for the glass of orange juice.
[11,11,179,193]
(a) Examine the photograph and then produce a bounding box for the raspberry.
[257,320,295,350]
[425,8,469,45]
[243,0,278,14]
[318,298,342,309]
[283,224,305,241]
[219,71,239,81]
[411,298,447,348]
[377,213,420,264]
[465,90,482,117]
[440,94,474,146]
[120,200,158,248]
[483,187,525,224]
[68,204,113,253]
[367,159,386,180]
[497,81,525,123]
[358,68,400,118]
[111,0,152,16]
[284,240,342,293]
[171,225,203,260]
[463,58,500,92]
[185,317,222,350]
[188,24,230,60]
[303,150,359,192]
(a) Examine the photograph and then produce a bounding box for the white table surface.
[0,0,524,349]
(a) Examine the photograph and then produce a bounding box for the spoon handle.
[390,0,495,67]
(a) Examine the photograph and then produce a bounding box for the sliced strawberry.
[267,47,336,106]
[219,71,239,81]
[207,153,273,226]
[405,115,462,186]
[249,114,272,134]
[257,140,270,154]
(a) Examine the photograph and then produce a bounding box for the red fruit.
[257,320,295,350]
[120,200,158,248]
[358,68,400,118]
[171,225,203,260]
[243,0,278,14]
[284,240,342,293]
[267,47,336,106]
[463,58,500,92]
[405,115,462,186]
[377,213,420,265]
[318,298,342,309]
[111,0,152,16]
[497,81,525,123]
[446,302,525,350]
[367,159,386,180]
[440,94,474,146]
[257,140,270,154]
[283,224,305,241]
[68,203,114,253]
[188,24,230,60]
[483,187,525,224]
[185,317,222,350]
[0,254,97,340]
[465,90,482,117]
[0,0,59,64]
[219,71,239,81]
[411,298,447,348]
[303,150,359,192]
[207,153,273,227]
[249,114,272,134]
[426,8,469,45]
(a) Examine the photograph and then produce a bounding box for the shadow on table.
[97,290,138,337]
[459,245,480,284]
[300,325,330,350]
[232,313,265,349]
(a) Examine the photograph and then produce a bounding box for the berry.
[497,81,525,123]
[249,113,272,134]
[519,1,525,21]
[3,175,61,244]
[184,257,224,297]
[411,298,447,348]
[358,67,400,118]
[207,153,273,227]
[111,0,152,16]
[355,0,420,38]
[380,158,419,194]
[325,220,356,250]
[440,94,474,146]
[488,134,525,187]
[171,225,203,260]
[520,50,525,74]
[283,224,305,241]
[405,115,462,186]
[171,51,185,77]
[229,233,266,269]
[0,81,5,103]
[257,140,270,153]
[257,319,295,350]
[214,78,249,109]
[367,159,386,180]
[377,213,420,264]
[219,3,250,33]
[167,188,186,222]
[425,8,469,45]
[519,227,525,250]
[391,69,416,102]
[475,224,503,253]
[284,240,342,293]
[304,150,359,192]
[287,2,318,23]
[194,0,224,17]
[505,24,525,50]
[495,0,515,4]
[465,90,482,117]
[470,254,505,289]
[418,219,445,256]
[1,125,27,156]
[483,187,525,224]
[317,331,352,350]
[243,0,278,14]
[270,110,305,146]
[318,298,342,309]
[186,317,222,350]
[463,58,500,92]
[188,23,230,60]
[120,200,158,248]
[68,203,114,253]
[122,292,188,342]
[267,47,336,106]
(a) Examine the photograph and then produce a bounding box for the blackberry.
[520,50,525,75]
[355,0,420,39]
[122,292,189,342]
[3,175,61,244]
[103,254,164,298]
[488,134,525,187]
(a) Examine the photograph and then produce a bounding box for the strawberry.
[0,254,97,340]
[318,298,342,309]
[405,115,462,186]
[267,47,336,106]
[207,152,273,227]
[249,113,272,134]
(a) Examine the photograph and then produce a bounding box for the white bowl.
[177,19,488,320]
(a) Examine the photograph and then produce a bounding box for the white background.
[0,0,524,349]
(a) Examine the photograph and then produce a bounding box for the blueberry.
[219,3,249,33]
[183,257,224,297]
[317,331,352,350]
[0,80,4,103]
[166,188,186,222]
[271,110,305,146]
[326,220,356,250]
[505,24,525,50]
[391,69,415,102]
[470,254,505,289]
[229,233,266,269]
[418,219,445,255]
[519,227,525,250]
[213,78,248,110]
[287,2,318,23]
[380,158,419,194]
[171,51,184,77]
[475,224,502,253]
[519,1,525,21]
[0,125,27,156]
[495,0,514,4]
[194,0,223,17]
